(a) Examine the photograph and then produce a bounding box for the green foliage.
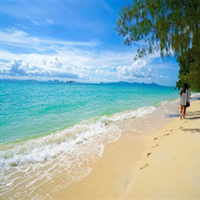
[175,52,200,92]
[175,50,200,92]
[176,49,191,89]
[116,0,200,59]
[116,0,200,91]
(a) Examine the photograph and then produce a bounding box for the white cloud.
[1,59,82,79]
[2,29,40,45]
[159,75,170,79]
[117,60,150,79]
[32,20,42,26]
[1,29,100,51]
[95,68,115,76]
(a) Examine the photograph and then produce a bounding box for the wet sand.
[51,99,200,199]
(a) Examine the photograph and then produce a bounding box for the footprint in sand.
[147,152,151,157]
[124,180,132,189]
[154,137,158,140]
[140,164,149,170]
[179,126,183,129]
[163,133,170,136]
[153,144,159,148]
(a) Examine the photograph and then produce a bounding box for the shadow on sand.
[185,110,200,120]
[165,101,200,120]
[182,128,200,133]
[164,114,180,118]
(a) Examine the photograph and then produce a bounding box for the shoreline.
[51,98,200,199]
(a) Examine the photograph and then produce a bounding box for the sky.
[0,0,180,86]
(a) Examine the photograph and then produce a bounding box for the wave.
[0,105,158,169]
[108,106,156,122]
[0,122,119,169]
[191,92,200,99]
[0,119,121,198]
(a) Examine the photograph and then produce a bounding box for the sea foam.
[0,118,121,198]
[0,105,157,169]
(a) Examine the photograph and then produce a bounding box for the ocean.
[0,81,197,199]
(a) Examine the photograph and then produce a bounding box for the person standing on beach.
[179,83,190,119]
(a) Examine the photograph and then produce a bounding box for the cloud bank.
[1,29,170,82]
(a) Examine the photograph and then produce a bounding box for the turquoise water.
[0,82,178,144]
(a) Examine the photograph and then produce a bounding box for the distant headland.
[0,79,164,87]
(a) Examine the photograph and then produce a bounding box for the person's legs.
[180,105,184,119]
[183,107,186,118]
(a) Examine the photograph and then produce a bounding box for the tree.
[116,0,200,91]
[176,50,200,92]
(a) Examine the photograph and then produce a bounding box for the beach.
[1,82,200,199]
[50,98,200,199]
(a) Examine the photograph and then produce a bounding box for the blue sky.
[0,0,179,86]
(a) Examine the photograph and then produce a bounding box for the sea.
[0,80,199,199]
